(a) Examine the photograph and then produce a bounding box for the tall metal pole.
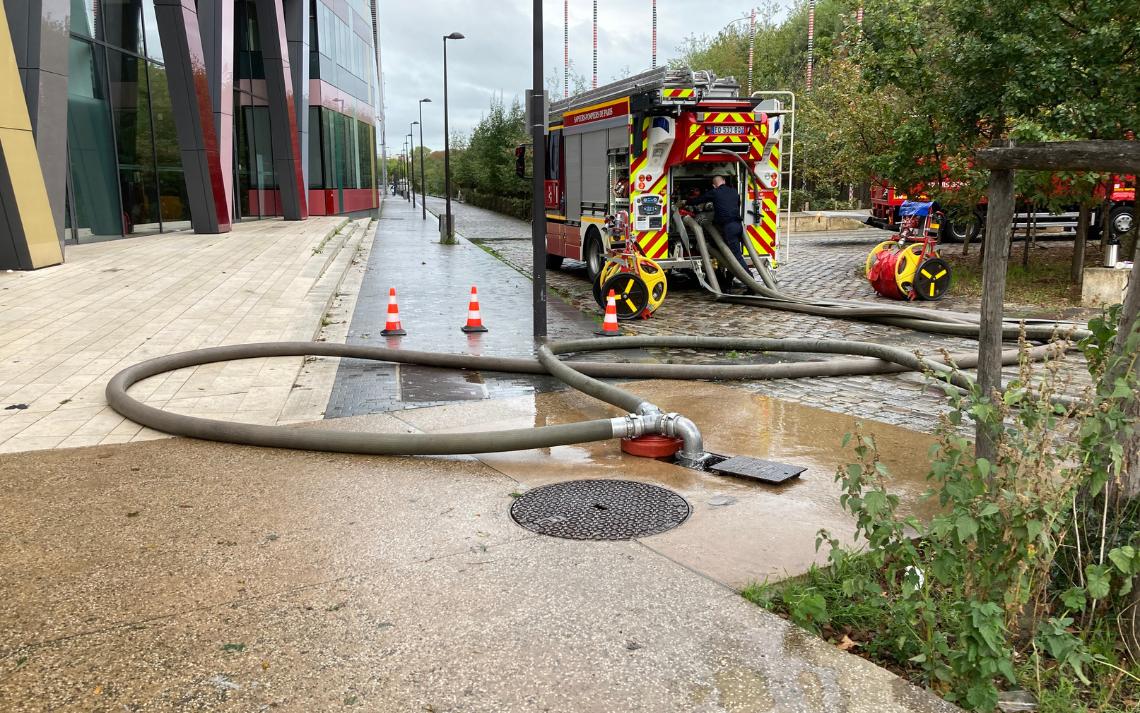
[419,98,431,220]
[564,0,569,98]
[442,33,463,244]
[403,140,409,201]
[806,0,815,91]
[592,0,597,89]
[748,7,755,95]
[409,124,417,209]
[651,0,657,69]
[531,0,547,338]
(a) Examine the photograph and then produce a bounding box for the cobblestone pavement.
[425,197,1093,434]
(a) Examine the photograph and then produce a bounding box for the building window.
[308,106,323,189]
[148,63,191,229]
[65,1,194,241]
[107,49,160,235]
[66,37,122,239]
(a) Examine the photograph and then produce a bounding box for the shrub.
[749,309,1140,712]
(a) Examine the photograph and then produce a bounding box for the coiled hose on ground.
[106,337,1061,460]
[105,210,1084,458]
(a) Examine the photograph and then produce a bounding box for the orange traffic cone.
[381,287,406,336]
[460,285,488,333]
[596,289,621,336]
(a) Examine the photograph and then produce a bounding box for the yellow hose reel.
[594,253,668,320]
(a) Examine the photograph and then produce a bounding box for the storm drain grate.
[510,479,691,540]
[710,456,806,484]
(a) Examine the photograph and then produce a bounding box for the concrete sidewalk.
[0,390,958,712]
[0,216,368,453]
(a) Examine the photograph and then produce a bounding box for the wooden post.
[976,166,1015,463]
[1113,257,1140,498]
[1114,257,1140,655]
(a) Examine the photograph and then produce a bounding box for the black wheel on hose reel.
[600,272,650,320]
[913,257,952,301]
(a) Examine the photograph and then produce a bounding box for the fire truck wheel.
[941,210,981,243]
[913,257,952,301]
[1110,205,1134,239]
[546,254,564,270]
[584,230,605,282]
[601,273,650,321]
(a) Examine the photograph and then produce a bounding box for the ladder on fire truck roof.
[548,66,743,118]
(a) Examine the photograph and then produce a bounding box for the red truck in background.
[869,174,1136,242]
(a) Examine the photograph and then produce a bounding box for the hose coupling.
[609,414,650,440]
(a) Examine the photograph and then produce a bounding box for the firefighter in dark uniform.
[687,175,751,279]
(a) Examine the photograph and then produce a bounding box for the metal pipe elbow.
[660,413,704,466]
[609,411,703,461]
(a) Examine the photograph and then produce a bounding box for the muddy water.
[395,378,943,589]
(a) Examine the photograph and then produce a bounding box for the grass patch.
[946,240,1104,307]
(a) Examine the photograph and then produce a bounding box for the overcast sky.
[379,0,784,155]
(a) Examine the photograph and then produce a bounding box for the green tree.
[453,96,528,198]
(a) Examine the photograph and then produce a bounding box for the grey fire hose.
[104,196,1083,459]
[106,337,1061,459]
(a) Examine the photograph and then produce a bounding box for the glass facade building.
[7,0,382,250]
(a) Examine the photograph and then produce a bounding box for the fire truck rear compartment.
[668,163,746,251]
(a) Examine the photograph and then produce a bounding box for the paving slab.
[0,216,369,453]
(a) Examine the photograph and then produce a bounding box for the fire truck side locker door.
[581,131,608,208]
[607,127,626,151]
[565,133,582,226]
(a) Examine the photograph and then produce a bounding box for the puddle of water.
[392,378,942,589]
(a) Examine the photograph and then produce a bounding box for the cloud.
[379,0,782,154]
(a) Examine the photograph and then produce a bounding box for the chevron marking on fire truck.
[747,223,775,255]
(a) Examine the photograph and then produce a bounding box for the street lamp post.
[442,31,464,244]
[530,0,546,338]
[409,124,418,209]
[418,98,432,220]
[405,139,414,200]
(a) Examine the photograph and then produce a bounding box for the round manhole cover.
[510,479,691,540]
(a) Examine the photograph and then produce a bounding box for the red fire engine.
[870,173,1135,242]
[539,67,791,305]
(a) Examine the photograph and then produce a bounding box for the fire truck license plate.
[709,125,747,135]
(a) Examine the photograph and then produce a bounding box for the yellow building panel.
[0,4,63,268]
